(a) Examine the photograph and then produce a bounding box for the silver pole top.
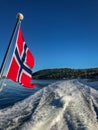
[16,13,24,21]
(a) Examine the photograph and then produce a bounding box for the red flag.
[6,28,36,88]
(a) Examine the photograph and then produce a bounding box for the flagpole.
[0,13,24,79]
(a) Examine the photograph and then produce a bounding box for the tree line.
[32,68,98,80]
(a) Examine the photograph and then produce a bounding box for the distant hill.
[32,68,98,80]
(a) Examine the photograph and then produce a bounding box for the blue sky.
[0,0,98,73]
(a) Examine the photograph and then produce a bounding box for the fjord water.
[0,79,56,109]
[0,79,98,130]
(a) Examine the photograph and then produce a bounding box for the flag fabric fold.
[6,28,36,88]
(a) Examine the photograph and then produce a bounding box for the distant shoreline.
[32,68,98,80]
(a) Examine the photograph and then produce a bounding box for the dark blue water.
[0,79,57,109]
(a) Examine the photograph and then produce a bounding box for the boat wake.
[0,80,98,130]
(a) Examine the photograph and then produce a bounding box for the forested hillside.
[32,68,98,79]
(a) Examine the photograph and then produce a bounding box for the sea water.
[0,79,57,109]
[0,79,98,130]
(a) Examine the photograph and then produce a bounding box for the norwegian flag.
[6,28,36,88]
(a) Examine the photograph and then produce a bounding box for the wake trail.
[0,80,98,130]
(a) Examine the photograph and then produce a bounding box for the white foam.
[0,80,98,130]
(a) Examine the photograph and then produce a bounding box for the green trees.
[32,68,98,80]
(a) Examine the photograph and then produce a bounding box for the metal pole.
[0,13,24,79]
